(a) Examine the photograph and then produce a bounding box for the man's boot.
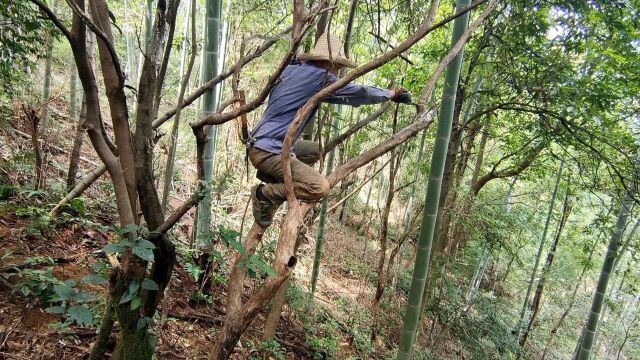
[251,184,280,227]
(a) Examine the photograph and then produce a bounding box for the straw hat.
[298,32,356,68]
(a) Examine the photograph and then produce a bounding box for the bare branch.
[151,191,203,238]
[472,141,546,194]
[65,0,125,85]
[368,32,414,65]
[30,0,72,42]
[153,26,292,128]
[324,102,391,154]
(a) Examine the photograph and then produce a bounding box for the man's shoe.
[252,184,277,228]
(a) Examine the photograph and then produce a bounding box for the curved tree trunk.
[67,31,95,190]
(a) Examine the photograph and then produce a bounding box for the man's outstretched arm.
[323,82,393,107]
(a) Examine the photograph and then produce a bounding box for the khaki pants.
[248,140,329,203]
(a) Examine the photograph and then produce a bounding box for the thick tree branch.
[150,191,203,238]
[65,0,125,85]
[30,0,72,42]
[472,141,546,194]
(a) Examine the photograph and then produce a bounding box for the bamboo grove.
[0,0,639,359]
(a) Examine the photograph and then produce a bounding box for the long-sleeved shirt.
[250,62,392,154]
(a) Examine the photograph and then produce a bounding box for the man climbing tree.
[248,32,412,227]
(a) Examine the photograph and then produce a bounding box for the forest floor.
[0,102,431,360]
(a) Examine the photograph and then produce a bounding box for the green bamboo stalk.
[575,162,637,360]
[588,216,639,357]
[397,1,472,357]
[196,0,223,248]
[144,0,154,51]
[310,106,341,294]
[514,159,564,343]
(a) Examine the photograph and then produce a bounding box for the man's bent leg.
[249,147,329,203]
[255,140,319,182]
[293,140,320,166]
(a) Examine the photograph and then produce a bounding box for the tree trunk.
[520,188,572,347]
[397,0,473,356]
[449,117,489,249]
[574,160,637,360]
[515,160,564,343]
[66,97,86,189]
[435,62,482,254]
[403,126,428,225]
[433,88,463,254]
[310,106,339,293]
[67,30,95,190]
[262,222,311,340]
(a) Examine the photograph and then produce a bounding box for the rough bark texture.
[88,0,138,220]
[66,99,86,189]
[433,86,464,253]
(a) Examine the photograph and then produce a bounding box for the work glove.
[391,88,412,104]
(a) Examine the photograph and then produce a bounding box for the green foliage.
[103,232,156,263]
[185,262,204,282]
[0,257,101,327]
[0,0,54,91]
[250,339,286,360]
[7,260,57,300]
[217,224,277,278]
[118,278,158,310]
[425,274,520,360]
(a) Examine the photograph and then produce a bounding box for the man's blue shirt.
[250,62,391,154]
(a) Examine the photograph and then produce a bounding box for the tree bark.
[67,30,95,189]
[89,0,138,220]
